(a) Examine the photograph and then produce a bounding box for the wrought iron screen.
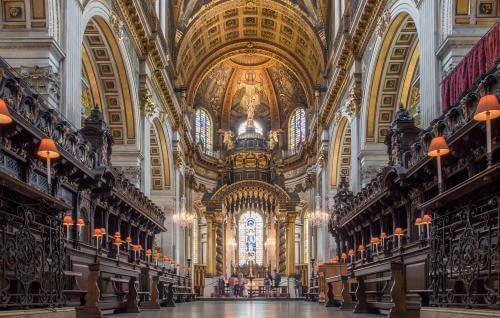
[430,193,499,308]
[0,197,65,308]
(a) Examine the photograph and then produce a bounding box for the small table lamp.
[474,94,500,166]
[428,136,450,193]
[0,98,13,124]
[37,138,60,190]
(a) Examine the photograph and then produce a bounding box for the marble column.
[418,0,440,127]
[285,213,297,276]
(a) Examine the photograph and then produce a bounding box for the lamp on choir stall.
[146,249,152,264]
[114,237,122,260]
[63,215,73,240]
[153,252,160,267]
[341,252,347,263]
[126,236,132,249]
[37,138,60,190]
[93,228,102,250]
[474,94,500,166]
[76,218,85,239]
[415,217,423,240]
[0,98,12,124]
[422,214,432,239]
[427,136,450,193]
[358,245,365,259]
[348,249,355,263]
[370,237,380,254]
[394,227,404,247]
[380,232,387,248]
[132,244,142,261]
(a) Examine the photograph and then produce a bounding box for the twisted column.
[278,215,287,274]
[215,213,225,276]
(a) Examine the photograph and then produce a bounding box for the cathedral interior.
[0,1,499,317]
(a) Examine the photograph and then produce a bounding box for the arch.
[364,12,420,143]
[81,2,136,144]
[195,108,214,152]
[330,117,351,188]
[150,119,172,191]
[289,108,306,152]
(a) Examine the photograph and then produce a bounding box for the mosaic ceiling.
[177,0,324,132]
[193,55,308,130]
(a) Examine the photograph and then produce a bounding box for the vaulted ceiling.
[174,0,327,130]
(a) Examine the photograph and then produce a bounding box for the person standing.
[273,269,281,293]
[264,273,272,297]
[294,271,302,297]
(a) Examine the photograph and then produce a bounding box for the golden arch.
[81,16,135,144]
[330,118,351,188]
[150,119,171,190]
[366,13,420,143]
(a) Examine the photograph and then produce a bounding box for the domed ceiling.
[193,54,308,130]
[175,0,327,135]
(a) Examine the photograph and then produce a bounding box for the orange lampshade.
[114,237,122,245]
[428,136,450,157]
[76,218,85,227]
[63,215,73,227]
[126,236,132,243]
[380,232,387,239]
[358,245,365,252]
[93,228,102,237]
[341,252,347,260]
[422,214,432,224]
[163,256,168,262]
[114,231,121,238]
[37,138,60,159]
[348,249,355,256]
[132,244,142,252]
[394,227,404,236]
[100,228,106,235]
[153,252,160,259]
[0,98,12,124]
[146,249,152,256]
[371,237,380,245]
[415,217,423,226]
[474,94,500,121]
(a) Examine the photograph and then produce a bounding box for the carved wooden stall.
[0,59,194,315]
[328,61,500,316]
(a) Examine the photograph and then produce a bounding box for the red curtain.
[441,23,499,110]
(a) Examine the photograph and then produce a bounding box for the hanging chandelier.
[173,195,195,228]
[308,194,329,226]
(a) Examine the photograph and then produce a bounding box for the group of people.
[216,270,285,298]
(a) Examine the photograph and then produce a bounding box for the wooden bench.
[64,270,87,306]
[352,261,413,318]
[325,274,355,309]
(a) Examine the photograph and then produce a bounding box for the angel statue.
[223,130,234,151]
[268,130,279,150]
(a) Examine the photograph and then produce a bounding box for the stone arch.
[81,2,137,145]
[150,119,172,191]
[330,117,351,188]
[364,11,420,144]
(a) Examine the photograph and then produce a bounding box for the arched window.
[289,108,306,152]
[238,120,263,135]
[195,108,212,152]
[238,211,264,266]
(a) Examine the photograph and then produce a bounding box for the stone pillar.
[358,143,387,187]
[286,213,297,276]
[62,0,83,127]
[418,0,440,127]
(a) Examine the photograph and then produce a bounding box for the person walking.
[264,273,272,297]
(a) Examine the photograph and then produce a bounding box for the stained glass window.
[289,108,306,153]
[195,108,212,152]
[238,211,263,266]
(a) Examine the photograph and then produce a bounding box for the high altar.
[196,118,306,278]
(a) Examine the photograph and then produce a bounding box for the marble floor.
[113,301,382,318]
